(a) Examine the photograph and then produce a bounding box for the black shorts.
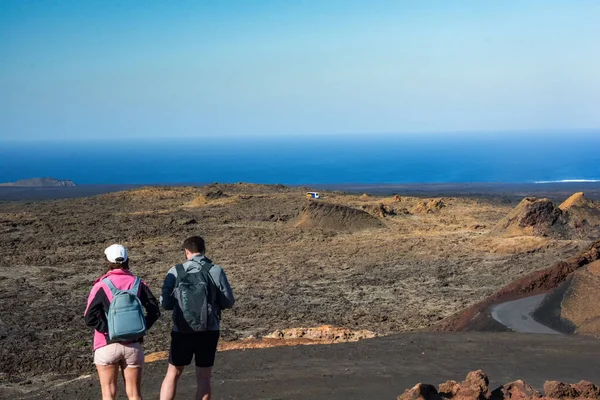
[169,330,220,368]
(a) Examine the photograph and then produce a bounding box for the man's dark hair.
[183,236,205,254]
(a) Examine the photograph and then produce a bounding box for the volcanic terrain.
[1,184,600,397]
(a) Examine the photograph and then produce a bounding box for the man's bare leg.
[160,364,185,400]
[195,367,212,400]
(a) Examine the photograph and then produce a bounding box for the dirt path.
[491,294,561,334]
[16,332,600,400]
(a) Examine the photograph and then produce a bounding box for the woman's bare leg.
[97,364,120,400]
[123,365,144,400]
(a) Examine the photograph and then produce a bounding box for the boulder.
[571,381,600,398]
[398,383,443,400]
[436,370,490,400]
[543,381,579,398]
[491,380,541,400]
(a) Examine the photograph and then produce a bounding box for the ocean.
[1,131,599,185]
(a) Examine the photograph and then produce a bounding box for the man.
[160,236,235,400]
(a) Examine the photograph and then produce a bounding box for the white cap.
[104,244,128,264]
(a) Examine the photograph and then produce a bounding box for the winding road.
[491,294,561,334]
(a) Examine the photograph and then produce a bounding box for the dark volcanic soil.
[0,184,593,381]
[10,332,600,400]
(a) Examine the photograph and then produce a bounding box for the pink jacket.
[84,269,160,350]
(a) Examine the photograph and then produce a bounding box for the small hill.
[560,192,600,238]
[533,260,600,336]
[559,192,588,210]
[492,193,600,239]
[293,201,383,231]
[0,177,76,187]
[492,197,567,238]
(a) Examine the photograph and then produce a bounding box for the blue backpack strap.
[102,278,119,295]
[129,277,142,296]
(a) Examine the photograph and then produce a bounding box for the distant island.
[0,177,77,187]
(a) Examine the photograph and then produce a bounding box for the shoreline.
[2,181,600,202]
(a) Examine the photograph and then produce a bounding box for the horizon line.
[1,127,600,142]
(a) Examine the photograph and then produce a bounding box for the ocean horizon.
[1,131,599,185]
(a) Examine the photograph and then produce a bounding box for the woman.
[84,244,160,400]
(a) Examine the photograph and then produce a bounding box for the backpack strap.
[175,264,186,286]
[194,259,217,286]
[198,260,218,304]
[129,277,142,296]
[102,278,119,295]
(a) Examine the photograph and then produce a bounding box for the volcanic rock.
[398,384,443,400]
[492,197,567,238]
[263,325,376,342]
[400,370,491,400]
[543,381,580,398]
[204,189,228,199]
[398,371,600,400]
[491,380,542,400]
[362,203,397,218]
[413,199,446,214]
[572,381,600,398]
[493,193,600,239]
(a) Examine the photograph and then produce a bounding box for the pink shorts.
[94,342,144,368]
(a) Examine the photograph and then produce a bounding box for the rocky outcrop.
[264,325,376,342]
[144,325,376,364]
[203,189,228,199]
[361,203,398,218]
[495,380,542,400]
[493,193,600,239]
[397,371,600,400]
[413,199,446,214]
[492,197,567,238]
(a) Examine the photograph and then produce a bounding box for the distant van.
[306,192,320,199]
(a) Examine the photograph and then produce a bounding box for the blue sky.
[1,0,599,140]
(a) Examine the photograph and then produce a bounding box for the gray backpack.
[174,260,218,331]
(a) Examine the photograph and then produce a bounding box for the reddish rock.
[543,381,579,398]
[398,383,442,400]
[437,370,490,399]
[457,370,490,399]
[438,380,460,397]
[491,380,542,400]
[571,381,600,399]
[398,371,600,400]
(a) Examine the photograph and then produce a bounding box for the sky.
[1,0,599,140]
